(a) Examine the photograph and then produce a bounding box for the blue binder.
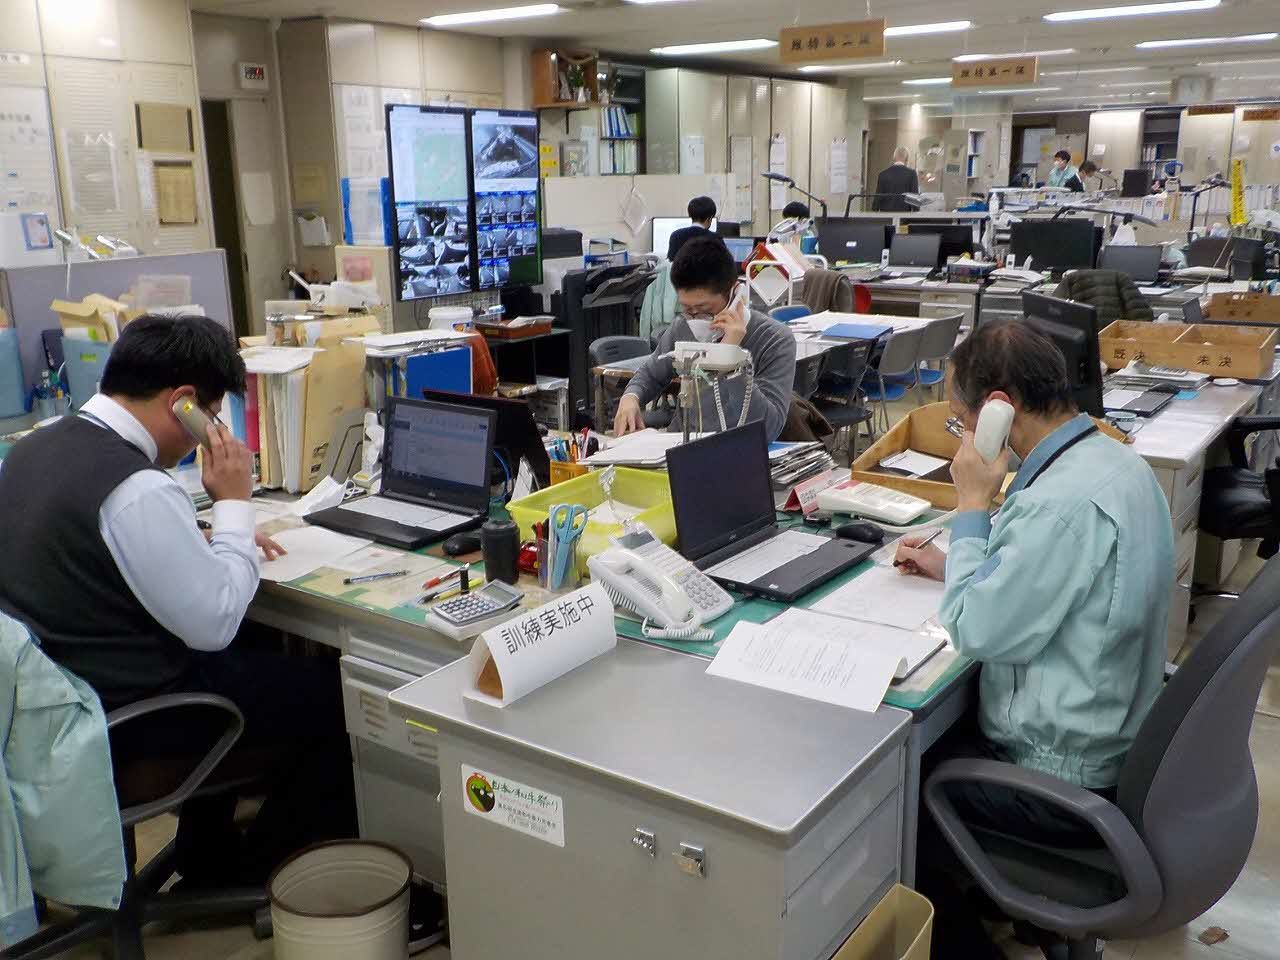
[403,346,473,399]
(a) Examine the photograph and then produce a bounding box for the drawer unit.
[1167,546,1195,661]
[340,656,437,765]
[344,621,464,678]
[1151,454,1205,518]
[1195,531,1245,588]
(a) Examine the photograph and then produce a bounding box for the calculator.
[433,580,525,626]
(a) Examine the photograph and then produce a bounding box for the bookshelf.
[1140,109,1181,179]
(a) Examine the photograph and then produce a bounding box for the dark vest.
[0,415,192,708]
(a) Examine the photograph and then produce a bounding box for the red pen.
[423,566,464,590]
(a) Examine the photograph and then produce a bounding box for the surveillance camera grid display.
[470,111,542,291]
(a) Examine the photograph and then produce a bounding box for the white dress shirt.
[79,395,259,652]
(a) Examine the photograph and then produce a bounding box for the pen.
[423,567,464,590]
[892,528,944,567]
[343,569,409,585]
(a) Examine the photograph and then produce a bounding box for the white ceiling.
[193,0,1280,109]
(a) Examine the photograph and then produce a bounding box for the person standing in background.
[1047,149,1080,189]
[874,147,920,212]
[666,195,717,261]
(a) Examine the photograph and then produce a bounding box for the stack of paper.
[582,429,710,467]
[768,441,835,489]
[351,329,473,359]
[879,449,949,478]
[256,526,372,583]
[810,564,946,632]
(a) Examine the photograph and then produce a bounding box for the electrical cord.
[491,449,512,505]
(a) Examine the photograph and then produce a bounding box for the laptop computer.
[306,397,496,550]
[886,233,941,276]
[421,388,551,488]
[665,422,876,602]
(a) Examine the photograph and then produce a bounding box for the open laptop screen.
[382,397,496,512]
[665,422,774,561]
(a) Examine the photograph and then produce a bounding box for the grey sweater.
[623,310,797,442]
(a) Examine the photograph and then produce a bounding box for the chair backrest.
[917,312,963,363]
[771,305,813,324]
[792,351,826,399]
[818,339,876,403]
[876,326,925,378]
[589,335,651,368]
[1115,553,1280,936]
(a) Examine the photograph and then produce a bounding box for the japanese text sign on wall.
[779,19,885,64]
[952,56,1039,88]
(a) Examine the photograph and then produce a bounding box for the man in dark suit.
[874,147,920,212]
[666,195,717,260]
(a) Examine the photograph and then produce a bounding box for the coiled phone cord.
[599,582,716,643]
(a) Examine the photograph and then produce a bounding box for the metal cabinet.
[978,285,1027,328]
[1152,455,1206,660]
[920,288,979,333]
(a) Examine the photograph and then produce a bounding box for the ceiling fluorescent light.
[1045,0,1218,23]
[883,20,971,37]
[1136,33,1278,49]
[954,49,1075,62]
[1102,80,1171,86]
[623,0,690,4]
[651,38,777,55]
[902,77,952,85]
[1043,66,1147,75]
[799,60,902,73]
[423,3,559,25]
[863,94,920,101]
[962,86,1060,95]
[1203,57,1280,65]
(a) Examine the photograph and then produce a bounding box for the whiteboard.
[0,85,62,268]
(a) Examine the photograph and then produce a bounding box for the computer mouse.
[443,531,483,557]
[835,520,885,544]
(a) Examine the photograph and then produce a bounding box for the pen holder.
[550,461,590,485]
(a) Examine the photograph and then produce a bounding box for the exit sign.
[238,61,268,91]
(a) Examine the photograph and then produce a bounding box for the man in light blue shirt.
[896,320,1173,956]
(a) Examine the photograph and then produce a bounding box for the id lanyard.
[1020,424,1098,491]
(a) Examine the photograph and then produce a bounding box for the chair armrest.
[924,759,1162,939]
[107,693,243,827]
[1226,416,1280,468]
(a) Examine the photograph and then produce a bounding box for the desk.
[860,280,981,330]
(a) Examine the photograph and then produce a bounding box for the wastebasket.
[269,841,413,960]
[833,884,934,960]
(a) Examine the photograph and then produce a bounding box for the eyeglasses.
[944,416,966,439]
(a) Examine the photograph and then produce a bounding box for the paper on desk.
[583,429,710,466]
[768,608,946,680]
[879,449,949,478]
[706,618,902,713]
[1103,388,1143,409]
[257,526,373,582]
[1139,286,1172,296]
[330,545,405,574]
[241,345,321,375]
[706,529,827,584]
[881,276,928,286]
[811,562,945,631]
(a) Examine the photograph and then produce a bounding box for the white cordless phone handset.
[973,398,1014,464]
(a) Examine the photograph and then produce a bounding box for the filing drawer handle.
[1183,463,1203,490]
[1179,512,1197,538]
[821,843,871,906]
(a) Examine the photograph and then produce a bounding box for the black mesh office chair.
[1198,416,1280,570]
[924,551,1280,959]
[812,339,876,460]
[12,695,268,960]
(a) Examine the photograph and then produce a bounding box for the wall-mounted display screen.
[469,110,542,291]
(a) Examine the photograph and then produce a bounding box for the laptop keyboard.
[338,497,467,531]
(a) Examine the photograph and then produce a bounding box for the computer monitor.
[420,389,550,488]
[1187,236,1267,280]
[906,223,975,265]
[722,237,757,265]
[1121,168,1153,198]
[382,397,497,512]
[1021,291,1104,417]
[1009,219,1097,272]
[816,219,890,263]
[470,109,542,291]
[1099,244,1163,283]
[652,216,718,257]
[889,233,942,268]
[715,222,742,239]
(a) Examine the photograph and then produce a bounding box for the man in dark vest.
[0,314,354,887]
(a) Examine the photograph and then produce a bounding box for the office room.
[2,0,1280,957]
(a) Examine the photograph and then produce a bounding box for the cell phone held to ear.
[172,397,217,448]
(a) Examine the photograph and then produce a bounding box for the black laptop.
[306,396,496,550]
[665,422,876,601]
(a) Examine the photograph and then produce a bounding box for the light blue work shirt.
[941,415,1174,788]
[1047,163,1079,188]
[0,612,125,947]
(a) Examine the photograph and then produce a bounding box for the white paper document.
[241,345,321,375]
[706,617,903,713]
[768,608,946,679]
[707,529,827,584]
[1103,388,1143,409]
[257,526,373,583]
[582,429,710,466]
[879,449,949,477]
[810,563,946,632]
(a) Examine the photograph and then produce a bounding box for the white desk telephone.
[587,528,732,642]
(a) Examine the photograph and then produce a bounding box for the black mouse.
[443,531,482,556]
[835,520,885,544]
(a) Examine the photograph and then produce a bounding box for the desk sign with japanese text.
[462,765,566,847]
[779,19,885,64]
[464,582,615,708]
[952,56,1038,88]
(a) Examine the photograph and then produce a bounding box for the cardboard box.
[832,884,933,960]
[51,295,128,343]
[1206,292,1280,326]
[1098,320,1278,379]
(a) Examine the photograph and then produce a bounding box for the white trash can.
[269,841,413,960]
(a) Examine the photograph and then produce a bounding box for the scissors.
[550,503,588,588]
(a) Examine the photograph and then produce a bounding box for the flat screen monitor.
[1021,291,1104,417]
[1187,236,1266,280]
[1099,244,1162,283]
[421,388,550,488]
[470,110,542,291]
[1009,219,1096,272]
[652,216,717,258]
[816,219,889,263]
[1121,168,1153,198]
[889,233,941,268]
[723,237,757,264]
[387,105,474,301]
[906,223,975,264]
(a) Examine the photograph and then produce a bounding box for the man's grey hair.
[893,146,910,163]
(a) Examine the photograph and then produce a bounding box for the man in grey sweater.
[614,237,797,442]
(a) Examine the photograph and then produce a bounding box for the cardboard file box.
[851,403,967,511]
[1205,292,1280,326]
[1098,320,1277,380]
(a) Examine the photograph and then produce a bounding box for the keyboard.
[338,496,468,531]
[886,265,934,276]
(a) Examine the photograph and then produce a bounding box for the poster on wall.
[829,138,848,195]
[0,84,61,266]
[681,134,705,175]
[729,135,753,223]
[769,135,787,209]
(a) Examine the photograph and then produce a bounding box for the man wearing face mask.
[614,236,796,442]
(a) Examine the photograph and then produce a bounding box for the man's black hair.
[783,201,810,219]
[1079,160,1098,176]
[1054,149,1072,163]
[669,235,736,296]
[101,314,247,407]
[687,195,716,224]
[950,320,1075,416]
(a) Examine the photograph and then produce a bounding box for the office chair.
[1198,416,1280,581]
[811,339,877,460]
[588,335,670,430]
[12,695,268,960]
[863,326,925,433]
[924,551,1280,960]
[913,311,964,401]
[770,304,812,324]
